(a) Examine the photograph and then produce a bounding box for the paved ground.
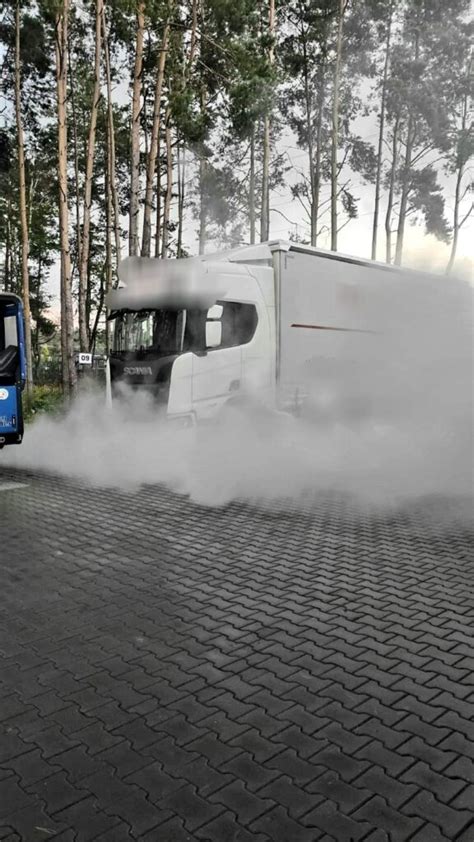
[0,468,473,842]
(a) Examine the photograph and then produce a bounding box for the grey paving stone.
[160,783,224,833]
[403,791,473,838]
[0,470,472,842]
[196,810,271,842]
[251,805,325,842]
[0,777,33,818]
[53,797,121,841]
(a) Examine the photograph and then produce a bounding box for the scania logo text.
[124,366,153,376]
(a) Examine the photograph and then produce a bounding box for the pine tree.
[260,0,275,242]
[443,31,473,273]
[141,9,171,257]
[383,0,468,265]
[54,0,77,394]
[13,0,34,393]
[78,0,103,352]
[371,0,395,260]
[129,0,145,256]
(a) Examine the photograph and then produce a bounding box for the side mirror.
[207,304,223,320]
[206,320,222,349]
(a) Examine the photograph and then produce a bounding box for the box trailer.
[105,241,419,423]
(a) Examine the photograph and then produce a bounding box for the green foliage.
[1,0,471,340]
[0,130,11,172]
[23,385,64,422]
[409,167,450,243]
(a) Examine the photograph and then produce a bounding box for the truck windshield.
[114,310,185,355]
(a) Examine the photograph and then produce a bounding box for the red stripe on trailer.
[291,323,377,334]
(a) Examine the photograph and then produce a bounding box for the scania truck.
[105,240,435,424]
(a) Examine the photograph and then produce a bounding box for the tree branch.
[459,202,474,229]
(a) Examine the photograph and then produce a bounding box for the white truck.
[105,240,428,424]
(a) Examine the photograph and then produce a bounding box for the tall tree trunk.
[55,0,76,397]
[299,22,317,246]
[330,0,346,252]
[385,115,399,264]
[85,261,91,345]
[249,124,256,244]
[188,0,198,69]
[371,0,393,261]
[196,0,207,254]
[154,138,162,257]
[445,164,463,275]
[313,65,326,247]
[141,20,170,257]
[161,113,173,258]
[90,278,104,356]
[78,0,103,351]
[198,84,207,254]
[260,0,275,243]
[394,116,414,265]
[394,26,420,266]
[69,50,82,286]
[174,3,198,259]
[198,157,206,253]
[446,89,470,275]
[102,4,121,270]
[104,144,113,355]
[129,0,145,256]
[33,256,42,376]
[142,81,149,169]
[14,1,33,395]
[260,122,270,242]
[177,140,186,257]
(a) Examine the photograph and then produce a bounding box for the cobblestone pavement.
[0,468,473,842]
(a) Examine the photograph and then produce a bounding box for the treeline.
[0,0,472,393]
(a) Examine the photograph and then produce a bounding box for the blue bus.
[0,292,27,449]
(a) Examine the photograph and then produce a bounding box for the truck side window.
[182,303,258,353]
[218,302,257,349]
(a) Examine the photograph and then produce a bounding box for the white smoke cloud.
[5,271,473,512]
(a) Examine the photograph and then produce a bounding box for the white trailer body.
[271,244,406,417]
[106,241,412,422]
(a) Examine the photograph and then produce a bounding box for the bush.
[23,385,64,422]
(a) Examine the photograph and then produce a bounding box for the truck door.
[190,303,243,418]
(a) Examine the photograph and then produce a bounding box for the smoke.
[5,270,473,511]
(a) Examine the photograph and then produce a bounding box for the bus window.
[3,315,18,348]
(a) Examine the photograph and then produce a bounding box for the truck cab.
[0,292,27,448]
[107,250,276,422]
